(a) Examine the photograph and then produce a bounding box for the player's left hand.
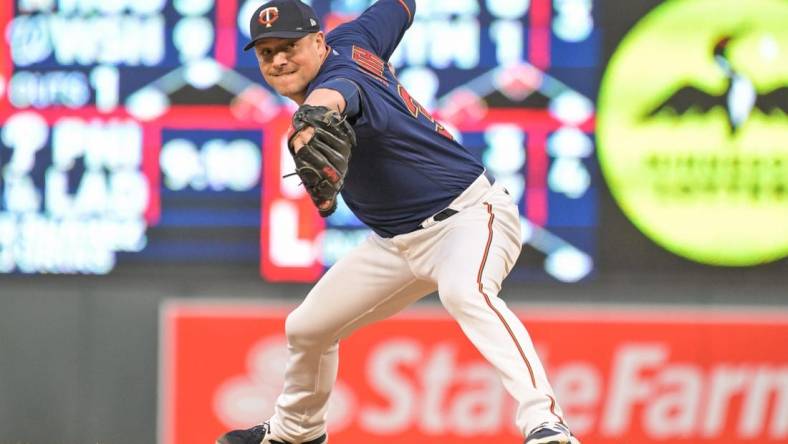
[288,104,356,217]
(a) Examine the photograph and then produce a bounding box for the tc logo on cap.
[258,6,279,28]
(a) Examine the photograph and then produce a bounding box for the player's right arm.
[328,0,416,61]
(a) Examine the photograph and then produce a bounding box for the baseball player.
[218,1,578,443]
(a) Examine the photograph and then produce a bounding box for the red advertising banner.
[159,303,788,444]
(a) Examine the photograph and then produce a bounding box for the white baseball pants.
[270,173,567,441]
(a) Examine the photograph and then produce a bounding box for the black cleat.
[216,421,327,444]
[524,422,580,444]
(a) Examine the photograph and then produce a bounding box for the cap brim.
[243,30,313,51]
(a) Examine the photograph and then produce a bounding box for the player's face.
[255,33,327,101]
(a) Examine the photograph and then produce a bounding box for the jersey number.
[351,46,453,141]
[397,84,454,141]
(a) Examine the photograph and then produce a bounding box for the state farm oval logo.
[596,0,788,266]
[213,335,356,432]
[258,6,279,28]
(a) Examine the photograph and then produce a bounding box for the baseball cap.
[244,0,321,51]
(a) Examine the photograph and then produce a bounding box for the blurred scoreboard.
[0,0,599,282]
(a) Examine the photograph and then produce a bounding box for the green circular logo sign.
[597,0,788,266]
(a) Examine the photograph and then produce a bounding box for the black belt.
[422,171,496,227]
[432,207,458,222]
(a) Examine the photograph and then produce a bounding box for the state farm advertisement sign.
[158,303,788,444]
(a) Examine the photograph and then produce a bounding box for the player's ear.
[313,31,325,46]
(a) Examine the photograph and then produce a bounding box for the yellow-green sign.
[597,0,788,266]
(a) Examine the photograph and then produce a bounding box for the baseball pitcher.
[217,1,578,443]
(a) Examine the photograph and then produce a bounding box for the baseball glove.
[288,104,356,217]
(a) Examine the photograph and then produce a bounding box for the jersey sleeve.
[315,77,362,120]
[326,0,415,61]
[310,65,390,140]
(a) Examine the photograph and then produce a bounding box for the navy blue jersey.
[305,0,484,237]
